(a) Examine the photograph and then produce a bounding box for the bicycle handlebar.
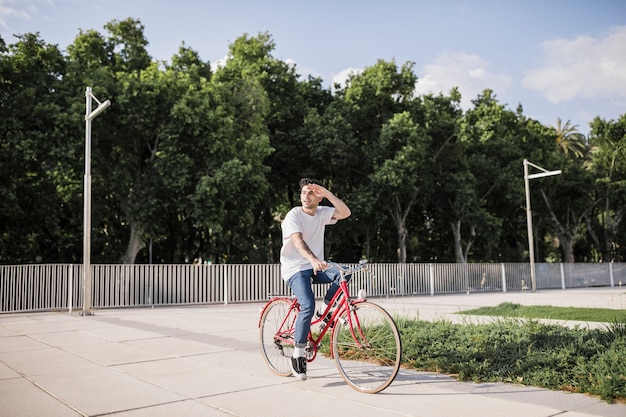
[326,259,368,276]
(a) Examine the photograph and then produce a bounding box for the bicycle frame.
[259,260,402,393]
[258,262,368,361]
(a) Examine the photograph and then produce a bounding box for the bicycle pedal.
[305,342,315,360]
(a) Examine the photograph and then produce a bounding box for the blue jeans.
[287,266,350,347]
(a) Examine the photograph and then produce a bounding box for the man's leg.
[287,269,315,347]
[315,265,351,305]
[287,270,314,380]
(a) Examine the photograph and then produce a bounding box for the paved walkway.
[1,287,625,417]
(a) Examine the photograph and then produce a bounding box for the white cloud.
[523,26,626,104]
[209,54,228,72]
[414,51,510,110]
[0,0,34,29]
[331,67,363,89]
[283,58,324,81]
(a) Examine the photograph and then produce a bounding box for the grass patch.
[458,302,626,322]
[396,315,626,403]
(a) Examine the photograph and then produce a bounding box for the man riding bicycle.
[279,178,351,380]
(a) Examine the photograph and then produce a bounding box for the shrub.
[398,317,625,403]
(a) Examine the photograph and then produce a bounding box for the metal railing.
[1,262,624,313]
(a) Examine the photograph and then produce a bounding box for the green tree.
[340,59,418,261]
[168,42,212,80]
[539,159,596,262]
[0,33,71,262]
[453,91,556,263]
[343,59,417,141]
[112,64,188,263]
[555,118,587,159]
[451,90,511,262]
[291,99,360,260]
[586,115,626,261]
[2,25,624,266]
[411,89,463,262]
[368,112,431,262]
[201,32,275,263]
[65,18,155,263]
[103,18,151,73]
[534,118,594,262]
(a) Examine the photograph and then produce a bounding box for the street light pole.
[82,87,110,316]
[523,159,561,292]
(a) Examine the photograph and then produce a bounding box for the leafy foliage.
[398,316,626,402]
[0,23,625,264]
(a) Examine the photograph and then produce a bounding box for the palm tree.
[555,118,587,158]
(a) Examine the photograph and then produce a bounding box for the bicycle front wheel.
[259,298,297,377]
[331,301,402,393]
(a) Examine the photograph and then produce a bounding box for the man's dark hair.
[299,178,322,190]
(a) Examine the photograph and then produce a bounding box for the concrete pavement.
[1,287,625,417]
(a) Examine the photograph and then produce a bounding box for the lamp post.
[523,159,561,292]
[82,87,110,316]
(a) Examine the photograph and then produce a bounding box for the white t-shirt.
[280,206,337,280]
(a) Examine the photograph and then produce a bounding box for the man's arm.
[308,183,351,220]
[291,232,327,273]
[326,191,351,220]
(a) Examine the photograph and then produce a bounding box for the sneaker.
[290,356,307,381]
[316,308,332,323]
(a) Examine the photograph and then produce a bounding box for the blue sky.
[1,0,625,135]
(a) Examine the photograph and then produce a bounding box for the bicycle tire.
[259,298,297,377]
[331,301,402,393]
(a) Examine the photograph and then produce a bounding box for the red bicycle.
[258,260,402,393]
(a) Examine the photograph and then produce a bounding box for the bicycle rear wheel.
[259,298,297,377]
[331,301,401,393]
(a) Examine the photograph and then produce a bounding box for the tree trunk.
[388,195,415,264]
[602,196,624,262]
[540,190,587,263]
[451,220,466,263]
[560,236,575,263]
[121,222,145,264]
[397,222,407,264]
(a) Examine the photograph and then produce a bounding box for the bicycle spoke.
[259,299,296,377]
[331,301,402,393]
